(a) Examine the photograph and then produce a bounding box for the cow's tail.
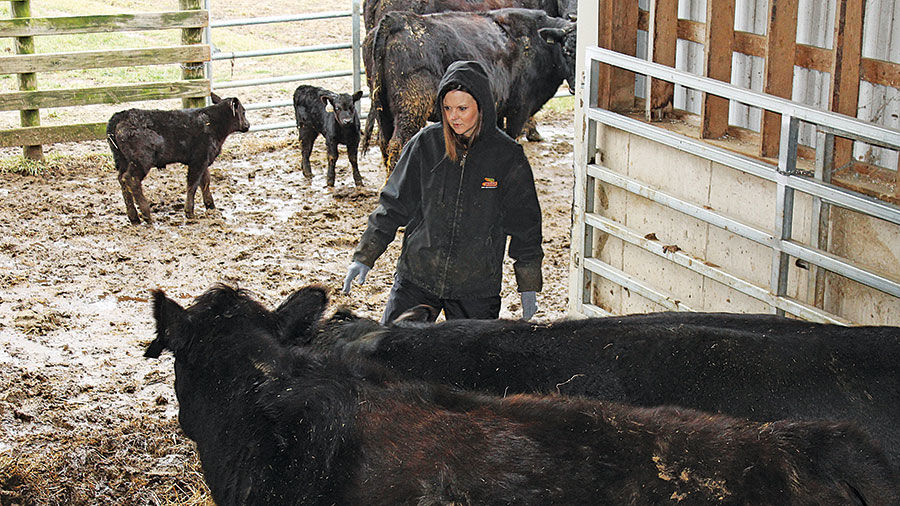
[361,12,399,156]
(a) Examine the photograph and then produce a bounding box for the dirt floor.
[0,0,576,502]
[0,95,575,503]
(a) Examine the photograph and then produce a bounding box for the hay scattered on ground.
[1,415,210,506]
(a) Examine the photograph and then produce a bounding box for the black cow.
[361,0,576,144]
[362,8,576,171]
[293,85,364,187]
[313,305,900,474]
[363,0,577,32]
[145,285,898,505]
[107,93,250,224]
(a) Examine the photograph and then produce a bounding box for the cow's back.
[351,313,900,471]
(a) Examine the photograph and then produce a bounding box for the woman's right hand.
[342,261,371,294]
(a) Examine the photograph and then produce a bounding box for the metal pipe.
[212,43,351,60]
[210,11,351,28]
[585,47,900,147]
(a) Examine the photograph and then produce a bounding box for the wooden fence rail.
[0,1,210,158]
[596,0,900,199]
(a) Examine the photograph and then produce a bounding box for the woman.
[343,60,543,323]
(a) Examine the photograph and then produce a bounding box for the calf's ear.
[539,27,566,45]
[210,92,222,104]
[145,290,191,358]
[275,285,330,345]
[352,91,363,103]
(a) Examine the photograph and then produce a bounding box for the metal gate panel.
[571,46,900,324]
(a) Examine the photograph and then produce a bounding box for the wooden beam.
[830,0,865,169]
[0,122,107,148]
[12,0,41,160]
[0,45,210,74]
[610,0,638,110]
[760,0,799,158]
[0,11,208,37]
[0,80,211,111]
[701,0,735,138]
[646,0,678,117]
[180,0,206,109]
[860,56,900,88]
[637,11,897,89]
[596,0,614,110]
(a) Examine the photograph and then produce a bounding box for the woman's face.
[442,90,479,138]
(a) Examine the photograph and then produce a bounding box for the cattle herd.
[106,0,577,223]
[145,284,899,505]
[104,0,900,503]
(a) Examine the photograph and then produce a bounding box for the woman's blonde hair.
[441,84,482,163]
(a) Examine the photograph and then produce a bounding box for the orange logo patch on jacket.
[481,177,498,189]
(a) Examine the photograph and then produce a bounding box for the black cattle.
[361,0,576,144]
[362,8,576,171]
[145,285,897,505]
[293,85,364,187]
[314,306,900,474]
[107,93,250,224]
[363,0,576,32]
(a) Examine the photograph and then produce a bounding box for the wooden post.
[12,0,42,160]
[180,0,205,109]
[759,0,799,158]
[646,0,678,120]
[830,0,865,170]
[597,0,637,111]
[700,0,735,138]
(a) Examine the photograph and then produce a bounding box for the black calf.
[107,93,250,224]
[292,85,363,187]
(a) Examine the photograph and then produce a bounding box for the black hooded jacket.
[352,60,543,299]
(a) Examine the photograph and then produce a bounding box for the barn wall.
[571,0,900,325]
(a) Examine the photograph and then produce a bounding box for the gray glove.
[342,261,371,294]
[521,291,537,320]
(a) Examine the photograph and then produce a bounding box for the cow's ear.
[539,27,566,45]
[275,285,330,345]
[392,304,439,325]
[146,290,191,358]
[210,92,222,104]
[352,91,363,103]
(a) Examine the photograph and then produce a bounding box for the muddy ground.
[0,97,575,503]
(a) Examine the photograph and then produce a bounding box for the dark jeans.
[382,274,501,324]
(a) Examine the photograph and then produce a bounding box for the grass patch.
[543,95,575,113]
[0,152,113,176]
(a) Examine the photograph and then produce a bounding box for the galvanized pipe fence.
[202,0,364,133]
[573,47,900,324]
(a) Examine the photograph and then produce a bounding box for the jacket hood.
[437,60,498,135]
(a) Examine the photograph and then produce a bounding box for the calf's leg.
[117,170,142,225]
[119,163,153,224]
[200,167,215,210]
[326,139,339,187]
[185,163,208,219]
[347,138,363,186]
[299,127,317,180]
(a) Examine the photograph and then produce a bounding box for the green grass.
[0,155,47,176]
[0,152,113,175]
[543,95,575,113]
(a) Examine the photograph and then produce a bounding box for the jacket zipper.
[440,150,467,296]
